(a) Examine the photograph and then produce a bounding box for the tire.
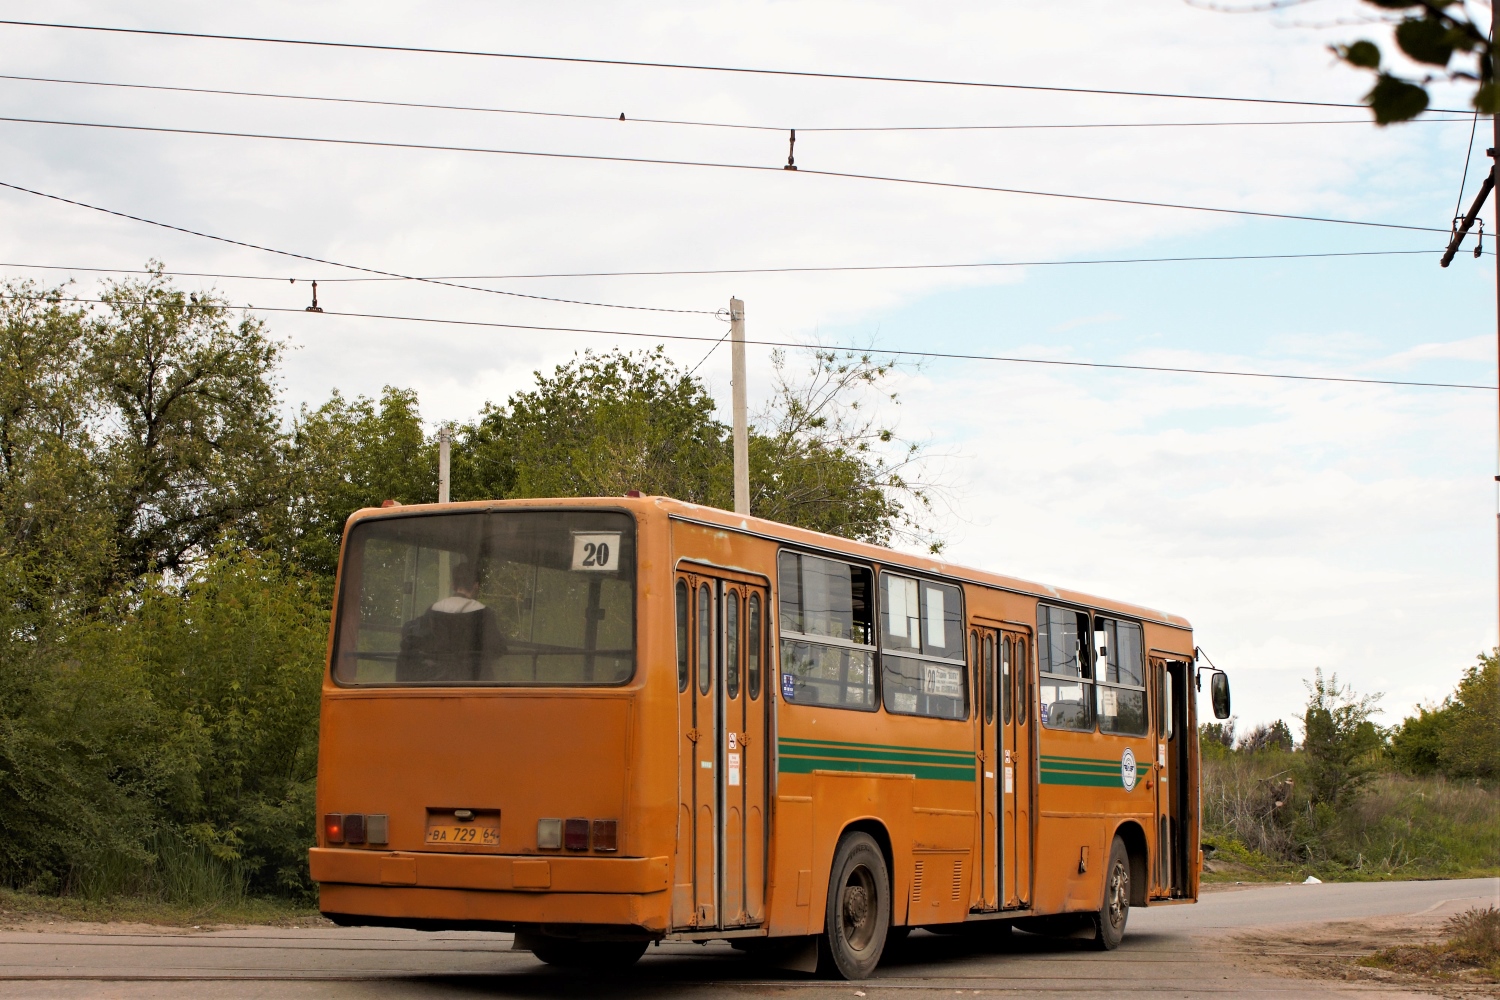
[819,832,891,979]
[1091,836,1131,951]
[530,938,648,970]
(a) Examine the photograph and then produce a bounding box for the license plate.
[425,813,501,848]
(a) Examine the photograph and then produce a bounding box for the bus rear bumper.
[310,849,671,932]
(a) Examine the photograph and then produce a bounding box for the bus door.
[970,627,1000,910]
[674,569,769,930]
[1150,657,1192,897]
[1001,630,1033,908]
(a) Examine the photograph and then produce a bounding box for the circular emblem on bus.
[1121,748,1138,791]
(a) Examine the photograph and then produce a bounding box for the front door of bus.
[674,569,768,930]
[1150,657,1191,897]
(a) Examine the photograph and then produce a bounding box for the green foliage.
[88,269,284,582]
[1440,650,1499,780]
[1328,3,1493,123]
[1389,703,1451,775]
[0,550,326,901]
[268,387,435,579]
[1300,669,1384,807]
[451,346,935,549]
[454,347,730,506]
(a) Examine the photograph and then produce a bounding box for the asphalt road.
[1,877,1495,999]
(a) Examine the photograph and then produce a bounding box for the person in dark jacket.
[396,559,505,682]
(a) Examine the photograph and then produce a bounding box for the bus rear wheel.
[1091,836,1131,951]
[819,831,891,979]
[530,938,648,970]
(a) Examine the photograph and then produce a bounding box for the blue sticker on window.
[1039,702,1049,724]
[781,671,795,700]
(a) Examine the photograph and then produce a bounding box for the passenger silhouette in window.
[396,559,505,682]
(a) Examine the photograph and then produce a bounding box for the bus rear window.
[333,510,636,686]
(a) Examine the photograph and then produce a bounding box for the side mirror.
[1210,671,1231,720]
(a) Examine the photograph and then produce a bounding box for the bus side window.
[747,593,762,700]
[726,591,740,699]
[697,584,712,695]
[1016,637,1029,725]
[1037,605,1093,731]
[676,580,690,692]
[983,634,995,724]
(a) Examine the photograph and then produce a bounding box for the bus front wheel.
[1091,836,1131,951]
[819,832,891,979]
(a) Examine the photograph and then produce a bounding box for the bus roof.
[345,495,1193,633]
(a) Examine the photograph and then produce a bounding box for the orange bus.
[311,495,1232,978]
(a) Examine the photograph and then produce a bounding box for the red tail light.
[564,817,590,851]
[345,813,366,844]
[592,819,618,852]
[324,813,345,844]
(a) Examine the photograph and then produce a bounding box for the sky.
[0,1,1494,732]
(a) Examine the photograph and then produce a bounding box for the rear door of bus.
[673,567,769,930]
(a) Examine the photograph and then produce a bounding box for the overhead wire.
[0,248,1480,287]
[0,178,720,316]
[0,18,1472,113]
[5,290,1490,392]
[0,72,1475,133]
[0,118,1453,234]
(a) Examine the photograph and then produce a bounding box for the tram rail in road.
[0,877,1494,998]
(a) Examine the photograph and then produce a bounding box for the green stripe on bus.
[1039,761,1118,775]
[1039,770,1122,787]
[778,755,975,781]
[780,737,973,760]
[778,742,975,768]
[1041,754,1125,765]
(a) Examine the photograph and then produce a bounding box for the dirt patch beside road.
[1227,910,1499,997]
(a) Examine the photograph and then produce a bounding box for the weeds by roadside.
[1363,907,1500,983]
[0,886,322,928]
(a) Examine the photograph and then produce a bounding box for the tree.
[1389,702,1452,775]
[752,349,939,552]
[1299,669,1385,806]
[1439,649,1498,779]
[451,347,941,549]
[453,347,729,506]
[1238,720,1294,754]
[269,387,435,581]
[1329,2,1495,124]
[0,281,112,626]
[88,269,284,583]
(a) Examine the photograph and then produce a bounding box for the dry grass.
[1364,907,1500,983]
[0,886,323,929]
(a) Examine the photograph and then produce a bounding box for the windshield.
[333,510,636,686]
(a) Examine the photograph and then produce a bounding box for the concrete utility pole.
[730,297,750,515]
[438,425,452,504]
[1440,112,1500,651]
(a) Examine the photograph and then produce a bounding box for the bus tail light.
[345,813,366,844]
[592,819,618,852]
[564,818,590,851]
[366,814,388,846]
[537,818,561,850]
[324,813,345,844]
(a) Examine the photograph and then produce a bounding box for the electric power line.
[6,291,1491,392]
[0,177,719,316]
[0,18,1472,113]
[0,72,1475,134]
[0,248,1476,287]
[0,117,1453,235]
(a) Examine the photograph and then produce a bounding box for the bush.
[0,549,327,903]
